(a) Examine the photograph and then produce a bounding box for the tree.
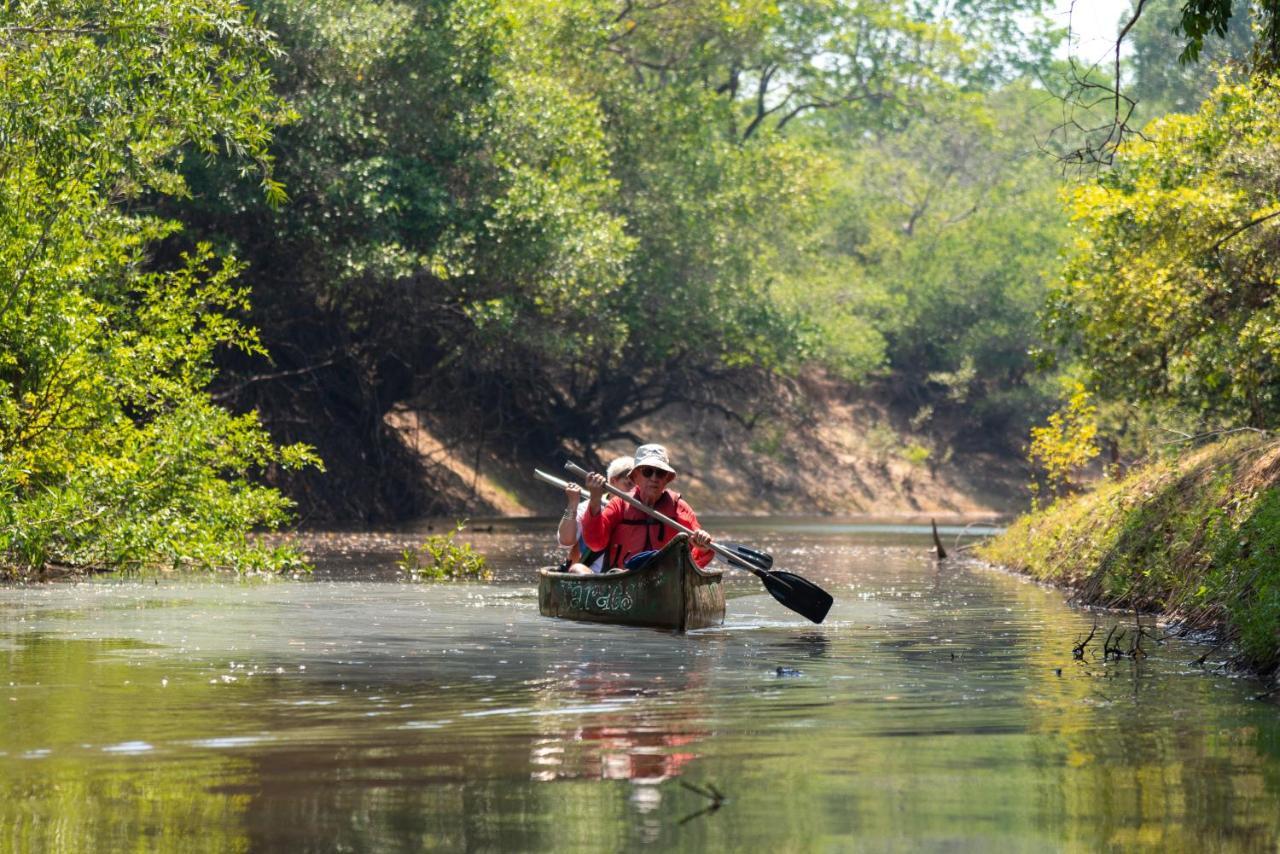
[162,0,641,514]
[0,0,317,575]
[1170,0,1280,68]
[1129,0,1253,115]
[778,79,1068,451]
[1056,0,1278,165]
[1049,77,1280,432]
[159,0,1060,516]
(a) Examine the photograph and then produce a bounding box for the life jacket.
[567,534,604,570]
[603,491,683,570]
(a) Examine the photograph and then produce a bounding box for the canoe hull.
[538,534,724,631]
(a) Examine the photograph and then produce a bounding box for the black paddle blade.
[760,570,834,624]
[719,550,832,623]
[721,542,773,570]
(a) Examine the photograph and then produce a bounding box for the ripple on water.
[1,524,1278,852]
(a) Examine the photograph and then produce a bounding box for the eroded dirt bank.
[383,379,1028,520]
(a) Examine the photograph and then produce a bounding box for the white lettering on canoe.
[564,581,635,613]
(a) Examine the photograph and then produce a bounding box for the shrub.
[399,522,491,581]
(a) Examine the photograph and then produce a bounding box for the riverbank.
[978,433,1280,676]
[384,375,1028,520]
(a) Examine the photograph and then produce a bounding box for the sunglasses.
[634,466,669,479]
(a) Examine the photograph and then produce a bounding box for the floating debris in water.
[678,780,726,825]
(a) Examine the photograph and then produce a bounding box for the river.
[2,518,1278,852]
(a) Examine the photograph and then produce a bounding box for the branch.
[1157,426,1268,446]
[209,358,339,402]
[602,43,680,73]
[0,25,110,34]
[773,86,894,134]
[741,64,779,141]
[1115,0,1149,124]
[1210,208,1280,252]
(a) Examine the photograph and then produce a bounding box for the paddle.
[561,462,833,624]
[533,468,773,570]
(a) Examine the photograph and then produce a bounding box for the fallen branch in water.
[1103,624,1125,660]
[1129,607,1160,659]
[1073,623,1097,659]
[931,519,947,560]
[1191,639,1229,667]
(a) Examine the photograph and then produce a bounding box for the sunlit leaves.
[1029,382,1100,497]
[0,0,315,575]
[1053,76,1280,429]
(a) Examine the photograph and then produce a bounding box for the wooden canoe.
[538,533,725,631]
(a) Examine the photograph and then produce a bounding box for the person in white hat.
[556,456,633,574]
[580,444,715,570]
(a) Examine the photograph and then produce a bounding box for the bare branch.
[210,358,339,402]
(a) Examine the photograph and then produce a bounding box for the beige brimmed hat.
[632,443,675,474]
[606,456,634,480]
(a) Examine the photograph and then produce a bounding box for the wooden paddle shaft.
[562,461,737,565]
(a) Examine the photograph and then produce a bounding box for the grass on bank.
[978,433,1280,674]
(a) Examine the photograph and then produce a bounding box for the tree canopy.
[1051,77,1280,432]
[0,0,316,575]
[9,0,1263,542]
[151,0,1069,517]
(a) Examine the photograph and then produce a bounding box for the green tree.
[1129,0,1253,116]
[160,0,1058,515]
[163,0,639,514]
[0,0,317,576]
[1168,0,1280,68]
[785,80,1068,450]
[1049,77,1280,431]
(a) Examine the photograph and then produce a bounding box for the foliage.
[0,0,317,576]
[1165,0,1280,69]
[1050,77,1280,433]
[900,442,931,468]
[1206,487,1280,671]
[1028,383,1100,498]
[154,0,1071,517]
[980,433,1280,673]
[399,521,491,581]
[790,79,1068,451]
[1129,0,1253,116]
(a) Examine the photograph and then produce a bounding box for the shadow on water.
[766,632,830,659]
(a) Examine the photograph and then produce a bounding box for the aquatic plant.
[399,522,491,581]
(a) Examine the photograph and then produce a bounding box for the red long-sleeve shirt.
[581,488,714,569]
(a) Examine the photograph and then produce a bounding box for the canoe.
[538,533,725,631]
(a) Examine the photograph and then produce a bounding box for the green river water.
[2,519,1279,852]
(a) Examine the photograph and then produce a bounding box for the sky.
[1050,0,1128,63]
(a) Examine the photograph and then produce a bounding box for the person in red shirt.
[580,444,715,570]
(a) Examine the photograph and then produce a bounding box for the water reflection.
[530,660,711,785]
[1,523,1279,851]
